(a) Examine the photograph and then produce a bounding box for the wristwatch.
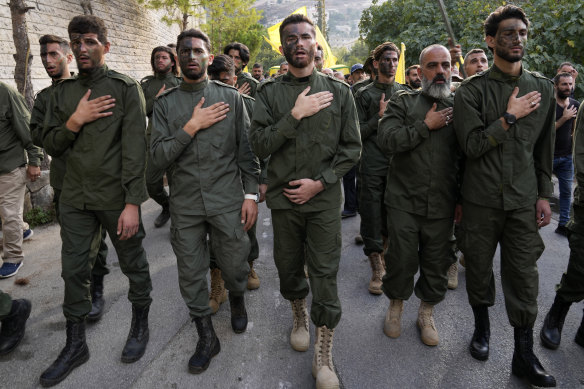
[503,112,516,125]
[245,194,259,203]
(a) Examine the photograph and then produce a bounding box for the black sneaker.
[555,225,568,237]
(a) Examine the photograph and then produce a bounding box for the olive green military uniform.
[557,107,584,302]
[351,77,372,96]
[140,73,181,208]
[377,89,460,304]
[0,82,42,265]
[30,80,109,278]
[236,72,259,98]
[150,79,259,319]
[42,65,152,322]
[250,70,361,328]
[0,290,12,318]
[209,93,261,267]
[355,80,407,256]
[453,65,555,327]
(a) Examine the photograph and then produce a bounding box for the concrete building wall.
[0,0,182,92]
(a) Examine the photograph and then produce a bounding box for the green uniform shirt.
[355,80,408,176]
[351,77,372,96]
[237,72,259,98]
[150,78,259,216]
[140,72,181,139]
[0,82,42,175]
[31,80,68,190]
[250,69,362,211]
[43,65,148,210]
[453,65,555,210]
[572,107,584,206]
[378,89,461,219]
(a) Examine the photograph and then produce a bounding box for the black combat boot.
[575,308,584,348]
[469,305,490,361]
[87,274,105,322]
[154,205,170,228]
[189,315,220,374]
[511,327,556,387]
[540,294,572,349]
[0,299,31,355]
[229,292,248,333]
[39,321,89,387]
[121,304,149,363]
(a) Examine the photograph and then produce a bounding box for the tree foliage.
[137,0,204,31]
[333,40,370,67]
[359,0,584,98]
[254,40,285,71]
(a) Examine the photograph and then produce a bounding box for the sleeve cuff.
[485,120,510,146]
[276,112,301,139]
[176,128,193,144]
[414,120,430,139]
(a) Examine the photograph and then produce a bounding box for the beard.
[495,46,523,63]
[156,63,173,75]
[283,44,315,69]
[182,67,205,81]
[557,89,571,99]
[421,74,451,99]
[409,79,421,89]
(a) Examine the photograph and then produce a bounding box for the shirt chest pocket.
[0,105,11,150]
[308,106,339,143]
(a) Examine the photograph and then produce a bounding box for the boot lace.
[292,299,308,331]
[318,327,334,369]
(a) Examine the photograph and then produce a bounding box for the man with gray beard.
[377,44,462,347]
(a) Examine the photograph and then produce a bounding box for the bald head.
[419,45,450,67]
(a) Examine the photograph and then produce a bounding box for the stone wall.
[0,0,182,91]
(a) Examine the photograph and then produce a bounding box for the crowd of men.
[0,5,582,389]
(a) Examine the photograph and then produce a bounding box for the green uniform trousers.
[557,204,584,302]
[59,203,152,322]
[145,152,169,208]
[359,173,387,256]
[382,207,454,304]
[271,208,342,329]
[457,201,544,327]
[0,290,12,319]
[170,210,250,319]
[54,189,109,277]
[209,221,259,269]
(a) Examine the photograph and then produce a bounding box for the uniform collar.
[282,68,317,84]
[78,65,108,86]
[155,72,175,80]
[488,64,523,83]
[373,79,395,90]
[179,77,208,92]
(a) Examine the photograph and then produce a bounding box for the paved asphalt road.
[0,196,583,389]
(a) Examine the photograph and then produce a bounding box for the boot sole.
[417,321,439,346]
[368,286,383,295]
[0,300,32,355]
[39,348,90,387]
[189,340,221,374]
[469,345,489,361]
[539,330,560,350]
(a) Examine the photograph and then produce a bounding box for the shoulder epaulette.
[209,79,239,91]
[140,75,155,84]
[527,69,553,84]
[257,77,276,93]
[241,93,255,102]
[156,85,179,99]
[459,70,487,86]
[107,69,139,86]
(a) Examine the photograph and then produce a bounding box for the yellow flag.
[396,42,406,84]
[263,6,337,69]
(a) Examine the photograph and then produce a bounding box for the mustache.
[433,74,446,83]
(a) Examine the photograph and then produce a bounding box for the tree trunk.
[182,12,188,31]
[9,0,34,111]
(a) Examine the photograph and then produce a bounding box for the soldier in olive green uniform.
[224,42,259,97]
[453,5,556,387]
[30,34,109,323]
[378,45,460,347]
[40,16,153,387]
[151,29,259,374]
[140,46,181,228]
[355,42,408,295]
[250,14,361,389]
[540,106,584,351]
[0,292,30,356]
[351,56,374,96]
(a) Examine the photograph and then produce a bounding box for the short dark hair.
[151,46,178,75]
[554,72,573,85]
[316,44,323,53]
[406,64,420,77]
[252,63,263,69]
[68,15,108,45]
[464,48,486,62]
[208,54,235,79]
[177,29,211,53]
[167,43,176,49]
[484,5,530,39]
[39,34,70,53]
[363,56,374,75]
[372,42,400,61]
[279,14,316,43]
[223,42,250,65]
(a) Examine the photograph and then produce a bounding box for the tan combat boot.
[290,298,310,351]
[209,268,227,314]
[447,262,458,290]
[312,325,339,389]
[247,261,260,290]
[383,299,404,338]
[459,253,466,267]
[368,252,385,295]
[417,301,439,346]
